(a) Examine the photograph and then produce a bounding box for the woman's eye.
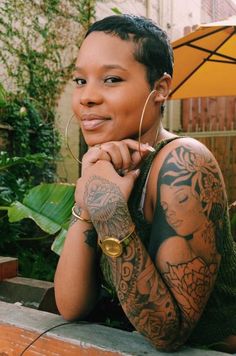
[178,194,188,204]
[105,76,122,84]
[73,78,86,86]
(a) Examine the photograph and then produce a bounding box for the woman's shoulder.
[146,134,224,214]
[152,135,220,176]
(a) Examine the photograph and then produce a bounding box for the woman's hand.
[79,160,139,237]
[81,139,155,175]
[75,159,140,211]
[74,139,154,221]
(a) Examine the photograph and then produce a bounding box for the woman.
[54,14,236,353]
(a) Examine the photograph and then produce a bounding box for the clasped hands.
[74,139,154,226]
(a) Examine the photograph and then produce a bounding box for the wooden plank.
[208,97,217,131]
[200,97,208,131]
[192,98,198,131]
[182,99,190,131]
[0,257,18,281]
[225,97,236,130]
[216,97,226,131]
[0,324,123,356]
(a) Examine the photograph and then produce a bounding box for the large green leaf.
[8,183,75,255]
[51,228,68,256]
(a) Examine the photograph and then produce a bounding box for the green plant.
[0,0,95,110]
[4,183,75,280]
[0,82,7,108]
[0,151,48,205]
[0,0,96,280]
[8,183,75,246]
[0,91,59,279]
[0,151,59,280]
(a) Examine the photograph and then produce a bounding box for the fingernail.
[141,143,155,152]
[134,168,140,177]
[146,146,155,152]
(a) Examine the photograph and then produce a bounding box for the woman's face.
[72,32,159,146]
[160,184,207,236]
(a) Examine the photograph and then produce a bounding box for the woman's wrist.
[72,203,92,224]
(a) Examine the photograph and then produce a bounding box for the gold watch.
[98,225,136,258]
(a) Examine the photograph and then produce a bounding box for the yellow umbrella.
[170,16,236,99]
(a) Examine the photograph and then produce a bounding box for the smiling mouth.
[81,119,108,130]
[80,114,110,131]
[80,113,110,131]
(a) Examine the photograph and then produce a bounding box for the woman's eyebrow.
[74,64,128,72]
[102,64,128,71]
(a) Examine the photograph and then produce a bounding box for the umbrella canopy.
[170,16,236,99]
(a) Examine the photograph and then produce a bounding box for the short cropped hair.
[85,14,174,89]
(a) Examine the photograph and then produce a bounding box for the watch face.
[102,238,123,258]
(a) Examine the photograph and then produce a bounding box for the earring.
[138,89,157,158]
[65,114,82,164]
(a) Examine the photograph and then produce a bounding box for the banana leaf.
[8,183,75,255]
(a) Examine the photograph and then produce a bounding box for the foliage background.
[0,0,95,281]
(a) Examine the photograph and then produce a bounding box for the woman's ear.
[153,73,172,102]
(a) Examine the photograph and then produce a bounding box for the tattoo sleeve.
[83,143,225,350]
[84,176,133,238]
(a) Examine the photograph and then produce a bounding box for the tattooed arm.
[54,140,146,321]
[149,141,223,347]
[83,171,180,350]
[54,204,99,320]
[82,140,224,351]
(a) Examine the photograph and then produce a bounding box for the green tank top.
[100,137,236,347]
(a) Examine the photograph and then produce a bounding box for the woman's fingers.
[81,146,111,175]
[82,139,155,175]
[122,139,155,170]
[99,141,132,171]
[99,139,155,172]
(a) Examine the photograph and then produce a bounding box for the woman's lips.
[80,114,110,130]
[81,119,107,130]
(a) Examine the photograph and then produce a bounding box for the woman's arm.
[79,139,224,351]
[82,169,180,350]
[54,139,150,321]
[54,209,99,321]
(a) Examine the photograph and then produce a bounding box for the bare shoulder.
[147,136,226,211]
[152,136,223,177]
[146,135,226,266]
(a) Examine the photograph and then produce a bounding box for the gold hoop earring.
[65,114,82,164]
[138,89,157,158]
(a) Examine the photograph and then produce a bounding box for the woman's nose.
[166,209,175,218]
[79,83,103,107]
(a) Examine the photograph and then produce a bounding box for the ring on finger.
[93,143,102,150]
[94,144,101,149]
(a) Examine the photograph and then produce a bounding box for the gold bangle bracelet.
[71,204,92,223]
